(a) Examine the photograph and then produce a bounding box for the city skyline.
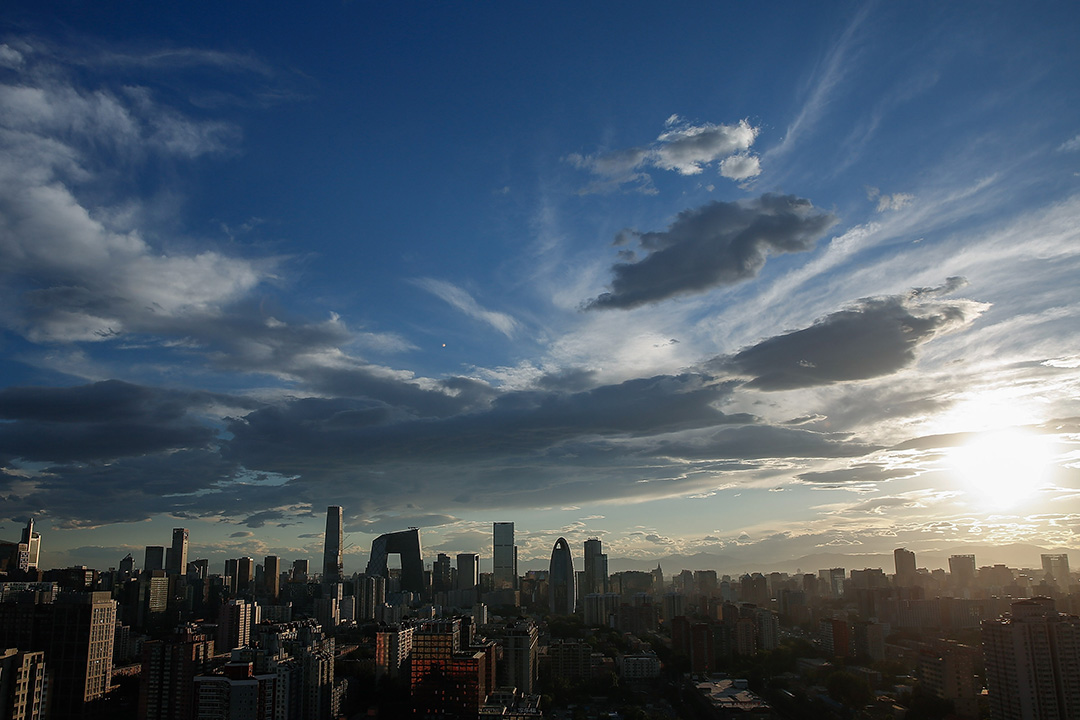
[1,4,1079,571]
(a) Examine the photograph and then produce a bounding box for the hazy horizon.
[2,3,1079,574]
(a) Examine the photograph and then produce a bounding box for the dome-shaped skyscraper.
[548,537,576,615]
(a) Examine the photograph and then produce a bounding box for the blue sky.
[2,2,1079,575]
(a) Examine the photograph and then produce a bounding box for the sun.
[946,428,1056,509]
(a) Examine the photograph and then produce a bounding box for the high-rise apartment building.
[0,591,117,720]
[493,522,516,590]
[0,647,46,720]
[982,597,1080,719]
[217,598,253,652]
[323,506,344,585]
[139,626,216,720]
[166,528,188,575]
[500,619,539,694]
[894,548,917,587]
[432,553,452,594]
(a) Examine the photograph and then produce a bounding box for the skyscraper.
[263,555,280,600]
[16,518,40,572]
[0,591,117,720]
[456,553,479,591]
[583,538,608,596]
[1041,553,1071,589]
[549,537,576,615]
[493,522,516,590]
[323,506,344,585]
[894,548,917,587]
[166,528,188,575]
[982,597,1080,719]
[145,545,165,573]
[949,554,976,589]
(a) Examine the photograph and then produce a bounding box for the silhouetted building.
[493,522,517,590]
[549,537,576,615]
[583,538,608,596]
[894,548,917,587]
[0,590,116,720]
[1041,553,1071,590]
[263,555,280,600]
[166,528,188,575]
[366,528,424,595]
[323,506,344,586]
[144,545,165,573]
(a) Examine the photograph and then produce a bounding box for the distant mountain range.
[602,543,1074,577]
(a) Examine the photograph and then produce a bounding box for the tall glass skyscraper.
[323,505,344,585]
[548,537,575,615]
[493,522,516,589]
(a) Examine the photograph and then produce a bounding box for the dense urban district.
[0,508,1077,720]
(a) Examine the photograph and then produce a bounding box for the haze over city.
[1,2,1078,575]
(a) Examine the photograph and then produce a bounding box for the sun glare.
[947,428,1055,509]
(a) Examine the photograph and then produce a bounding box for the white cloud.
[568,117,762,191]
[1059,134,1080,153]
[410,277,519,337]
[719,153,762,180]
[653,119,759,175]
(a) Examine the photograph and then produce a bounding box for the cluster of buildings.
[1,511,1079,719]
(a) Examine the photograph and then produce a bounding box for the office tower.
[432,553,452,594]
[366,528,424,595]
[0,648,46,720]
[166,528,189,575]
[457,553,480,590]
[0,591,117,720]
[217,598,253,652]
[236,557,255,592]
[894,548,917,587]
[16,519,40,572]
[583,538,608,596]
[1041,554,1071,589]
[549,537,576,615]
[949,554,976,589]
[145,545,165,573]
[501,619,539,693]
[493,522,516,590]
[323,505,344,585]
[982,597,1080,719]
[263,556,280,600]
[139,626,216,720]
[292,559,309,583]
[119,553,136,577]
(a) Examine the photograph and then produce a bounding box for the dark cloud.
[585,194,836,310]
[715,287,983,390]
[0,381,243,462]
[648,425,879,461]
[226,373,745,475]
[0,449,237,527]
